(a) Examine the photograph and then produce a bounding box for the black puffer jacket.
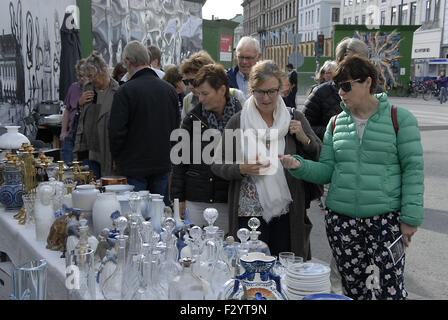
[170,97,242,203]
[302,81,342,141]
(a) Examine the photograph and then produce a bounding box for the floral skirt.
[325,208,407,300]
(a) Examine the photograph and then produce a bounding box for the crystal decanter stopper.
[247,217,270,255]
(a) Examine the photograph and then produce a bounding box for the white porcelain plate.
[287,262,330,277]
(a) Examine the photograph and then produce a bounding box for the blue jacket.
[226,65,240,90]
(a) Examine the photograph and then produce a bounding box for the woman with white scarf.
[212,60,322,258]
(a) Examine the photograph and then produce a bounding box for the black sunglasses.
[334,79,362,92]
[182,78,194,86]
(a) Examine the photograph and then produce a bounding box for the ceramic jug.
[224,252,287,300]
[92,192,121,237]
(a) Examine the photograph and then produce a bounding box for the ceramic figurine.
[46,214,70,252]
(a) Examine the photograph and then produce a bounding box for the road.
[296,94,448,300]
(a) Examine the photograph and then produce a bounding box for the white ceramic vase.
[92,192,121,237]
[72,185,100,211]
[0,126,30,150]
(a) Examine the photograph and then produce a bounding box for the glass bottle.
[247,217,270,255]
[158,217,181,296]
[100,216,128,300]
[121,216,142,300]
[168,258,208,300]
[222,236,239,276]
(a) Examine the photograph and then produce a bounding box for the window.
[410,2,417,24]
[348,17,352,24]
[400,4,408,25]
[355,16,359,24]
[380,10,386,24]
[362,14,366,25]
[425,0,432,22]
[344,17,347,24]
[434,0,440,21]
[332,8,340,22]
[391,6,397,24]
[356,0,360,3]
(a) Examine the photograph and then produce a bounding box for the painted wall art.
[354,30,403,93]
[91,0,203,68]
[0,0,75,137]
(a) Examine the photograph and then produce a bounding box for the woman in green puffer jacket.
[279,56,424,300]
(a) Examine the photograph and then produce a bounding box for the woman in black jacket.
[170,64,242,233]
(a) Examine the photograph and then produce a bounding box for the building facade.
[243,0,300,70]
[341,0,447,79]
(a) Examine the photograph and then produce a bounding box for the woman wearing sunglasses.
[279,55,424,300]
[212,60,322,258]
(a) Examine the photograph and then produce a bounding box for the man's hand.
[179,201,186,219]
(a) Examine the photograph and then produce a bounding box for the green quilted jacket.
[289,93,424,226]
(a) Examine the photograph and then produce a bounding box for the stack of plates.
[285,262,331,300]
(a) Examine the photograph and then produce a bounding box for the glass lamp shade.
[0,126,30,150]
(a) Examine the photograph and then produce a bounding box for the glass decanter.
[121,215,142,300]
[158,217,181,296]
[236,228,250,276]
[247,217,270,255]
[100,216,128,300]
[198,209,232,298]
[168,258,208,300]
[222,236,240,276]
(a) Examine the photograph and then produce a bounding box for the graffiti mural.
[354,30,403,92]
[0,0,75,137]
[91,0,203,68]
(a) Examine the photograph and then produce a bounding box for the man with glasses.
[227,36,262,99]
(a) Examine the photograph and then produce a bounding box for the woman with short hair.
[280,55,424,300]
[170,64,243,233]
[74,51,119,178]
[212,60,322,257]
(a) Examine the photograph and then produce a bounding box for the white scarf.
[240,96,293,223]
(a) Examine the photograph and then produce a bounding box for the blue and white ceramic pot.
[0,164,23,209]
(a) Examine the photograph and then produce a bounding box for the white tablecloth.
[0,206,68,300]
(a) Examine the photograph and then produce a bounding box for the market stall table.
[0,206,68,300]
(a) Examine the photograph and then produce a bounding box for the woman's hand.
[400,222,418,247]
[78,90,95,106]
[278,154,301,169]
[239,159,270,176]
[289,120,310,145]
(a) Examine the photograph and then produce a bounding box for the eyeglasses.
[252,88,280,98]
[182,78,194,86]
[237,55,257,61]
[334,79,362,92]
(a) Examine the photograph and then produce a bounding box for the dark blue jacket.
[226,65,240,90]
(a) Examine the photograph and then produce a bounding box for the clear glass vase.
[11,259,47,300]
